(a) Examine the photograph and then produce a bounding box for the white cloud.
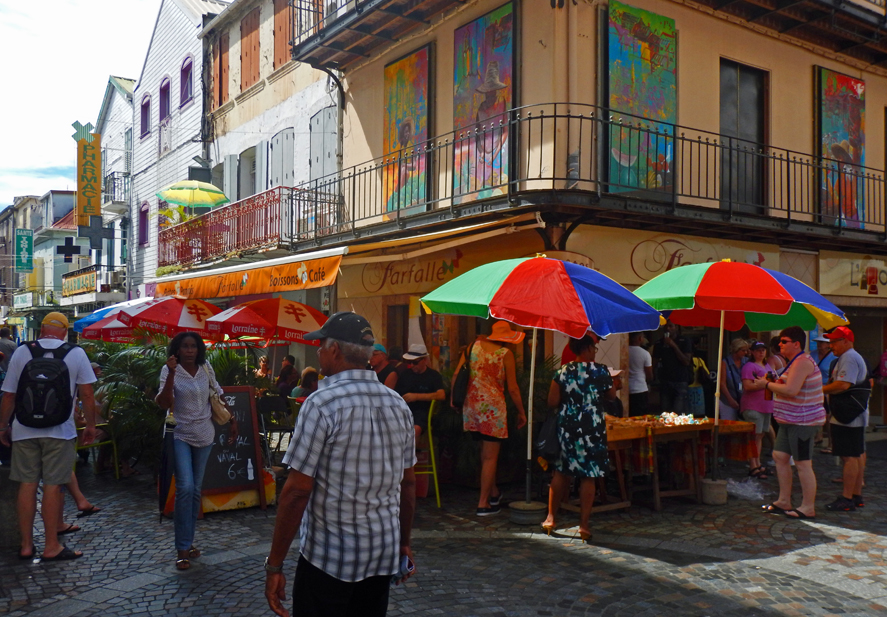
[0,0,160,206]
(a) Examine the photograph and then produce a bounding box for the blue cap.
[373,343,387,355]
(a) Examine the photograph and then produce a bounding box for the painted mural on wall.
[818,67,865,229]
[452,2,513,204]
[383,45,430,216]
[608,0,676,192]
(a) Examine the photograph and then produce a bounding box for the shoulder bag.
[450,341,476,409]
[829,380,871,424]
[202,365,231,425]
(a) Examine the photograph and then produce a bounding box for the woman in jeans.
[156,332,237,570]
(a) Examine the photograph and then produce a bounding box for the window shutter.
[274,0,290,70]
[220,33,230,104]
[223,154,238,203]
[256,140,268,193]
[212,38,220,109]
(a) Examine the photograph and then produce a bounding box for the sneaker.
[825,496,856,512]
[489,494,502,507]
[476,505,501,516]
[853,494,865,508]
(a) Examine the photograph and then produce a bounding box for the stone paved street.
[2,440,886,617]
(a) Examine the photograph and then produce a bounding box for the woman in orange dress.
[453,321,527,516]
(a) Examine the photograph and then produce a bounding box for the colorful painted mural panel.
[818,67,865,229]
[608,0,676,192]
[452,2,513,204]
[383,45,430,215]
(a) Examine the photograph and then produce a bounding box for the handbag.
[450,342,476,409]
[829,383,871,424]
[534,414,560,459]
[202,365,231,425]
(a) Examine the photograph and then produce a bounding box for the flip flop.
[42,546,83,561]
[188,546,201,559]
[785,509,816,520]
[762,503,788,515]
[76,505,102,518]
[57,524,80,535]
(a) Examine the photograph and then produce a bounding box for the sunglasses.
[404,359,422,365]
[779,338,794,345]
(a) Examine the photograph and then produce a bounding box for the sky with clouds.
[0,0,161,207]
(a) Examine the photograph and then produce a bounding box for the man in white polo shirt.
[0,312,96,561]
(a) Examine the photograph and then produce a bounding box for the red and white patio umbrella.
[117,297,222,340]
[205,297,327,345]
[81,315,135,343]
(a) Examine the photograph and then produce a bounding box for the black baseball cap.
[303,312,375,346]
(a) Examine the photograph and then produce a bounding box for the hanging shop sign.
[15,229,33,273]
[62,267,98,297]
[154,254,343,299]
[72,121,102,227]
[566,227,780,286]
[13,293,33,310]
[820,250,887,297]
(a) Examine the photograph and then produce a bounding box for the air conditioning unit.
[110,271,125,287]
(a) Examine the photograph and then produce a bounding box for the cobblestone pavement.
[1,440,886,617]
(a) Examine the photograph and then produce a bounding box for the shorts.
[469,431,506,443]
[742,409,772,434]
[830,424,865,458]
[10,437,76,485]
[411,408,428,435]
[773,424,818,462]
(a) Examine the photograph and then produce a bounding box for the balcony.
[159,102,887,269]
[103,171,130,215]
[290,0,465,70]
[158,186,293,268]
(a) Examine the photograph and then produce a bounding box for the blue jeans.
[173,439,213,552]
[660,381,689,414]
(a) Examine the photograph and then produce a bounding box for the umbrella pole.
[525,327,538,504]
[711,310,726,481]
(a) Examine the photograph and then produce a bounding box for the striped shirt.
[282,368,415,582]
[159,363,222,448]
[773,354,825,426]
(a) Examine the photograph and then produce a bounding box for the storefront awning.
[151,247,346,300]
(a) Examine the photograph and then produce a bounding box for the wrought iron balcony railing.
[159,102,886,268]
[103,171,130,204]
[158,186,290,267]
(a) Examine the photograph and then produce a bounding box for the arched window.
[140,96,151,136]
[159,78,171,122]
[138,202,149,245]
[180,58,193,105]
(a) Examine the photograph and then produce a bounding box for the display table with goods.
[556,415,755,514]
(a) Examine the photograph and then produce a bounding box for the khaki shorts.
[10,438,76,485]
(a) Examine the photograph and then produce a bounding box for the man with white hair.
[264,312,416,617]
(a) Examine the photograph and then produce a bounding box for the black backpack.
[14,341,76,429]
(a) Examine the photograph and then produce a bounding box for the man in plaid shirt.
[264,312,417,617]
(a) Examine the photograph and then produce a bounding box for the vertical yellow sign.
[76,133,102,226]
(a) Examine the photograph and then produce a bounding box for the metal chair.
[414,400,441,508]
[75,422,119,480]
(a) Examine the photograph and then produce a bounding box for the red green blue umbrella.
[634,260,848,480]
[634,260,848,332]
[421,256,661,506]
[421,256,662,338]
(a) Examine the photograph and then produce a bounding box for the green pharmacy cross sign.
[15,229,33,273]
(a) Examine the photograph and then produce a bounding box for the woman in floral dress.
[541,333,616,541]
[455,321,527,516]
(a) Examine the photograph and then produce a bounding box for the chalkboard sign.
[201,386,266,508]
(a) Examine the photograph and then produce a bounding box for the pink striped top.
[773,353,825,426]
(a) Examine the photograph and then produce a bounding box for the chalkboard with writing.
[201,386,266,508]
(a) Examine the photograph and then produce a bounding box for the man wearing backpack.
[0,312,97,561]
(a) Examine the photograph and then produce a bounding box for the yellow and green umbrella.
[155,180,229,208]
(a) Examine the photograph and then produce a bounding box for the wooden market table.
[557,418,755,514]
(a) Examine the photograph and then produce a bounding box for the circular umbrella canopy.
[634,261,848,331]
[155,180,230,208]
[73,297,155,333]
[82,315,135,343]
[420,256,662,338]
[206,297,328,346]
[118,297,222,340]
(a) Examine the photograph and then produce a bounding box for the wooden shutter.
[241,8,260,91]
[212,39,220,109]
[274,0,291,70]
[220,33,230,104]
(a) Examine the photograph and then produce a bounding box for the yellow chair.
[414,400,441,508]
[75,422,119,480]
